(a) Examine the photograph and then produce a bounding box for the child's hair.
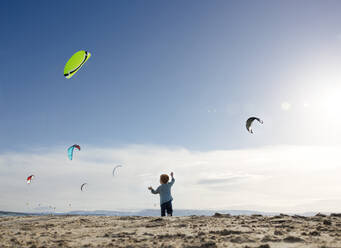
[160,174,169,184]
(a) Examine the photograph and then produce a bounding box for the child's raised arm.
[169,172,175,186]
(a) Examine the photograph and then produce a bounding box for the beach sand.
[1,213,341,247]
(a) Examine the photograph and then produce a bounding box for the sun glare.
[320,87,341,119]
[292,60,341,123]
[281,102,291,111]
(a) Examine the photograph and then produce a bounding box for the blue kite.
[68,144,81,160]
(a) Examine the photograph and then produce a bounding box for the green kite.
[64,50,91,79]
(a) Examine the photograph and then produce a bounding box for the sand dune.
[1,213,341,247]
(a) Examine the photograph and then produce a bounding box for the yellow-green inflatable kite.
[64,50,91,79]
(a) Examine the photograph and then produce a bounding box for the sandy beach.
[1,213,341,248]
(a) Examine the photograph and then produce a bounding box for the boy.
[148,172,175,217]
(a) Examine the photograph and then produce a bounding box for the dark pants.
[161,200,173,217]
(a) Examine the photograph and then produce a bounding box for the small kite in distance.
[68,144,81,160]
[64,50,91,79]
[112,165,123,176]
[246,117,263,134]
[27,175,34,184]
[81,183,87,191]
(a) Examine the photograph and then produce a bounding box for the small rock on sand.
[309,231,320,236]
[323,220,332,225]
[283,236,304,243]
[258,245,271,248]
[315,213,327,217]
[213,213,230,218]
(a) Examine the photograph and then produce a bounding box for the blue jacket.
[151,177,175,205]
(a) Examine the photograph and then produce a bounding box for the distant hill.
[0,210,38,216]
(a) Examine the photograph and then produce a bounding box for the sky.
[1,0,341,213]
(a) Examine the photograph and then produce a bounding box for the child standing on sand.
[148,172,175,217]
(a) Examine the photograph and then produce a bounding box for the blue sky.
[2,1,341,212]
[1,0,341,152]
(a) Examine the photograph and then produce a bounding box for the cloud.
[33,205,56,211]
[197,174,261,185]
[1,145,341,213]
